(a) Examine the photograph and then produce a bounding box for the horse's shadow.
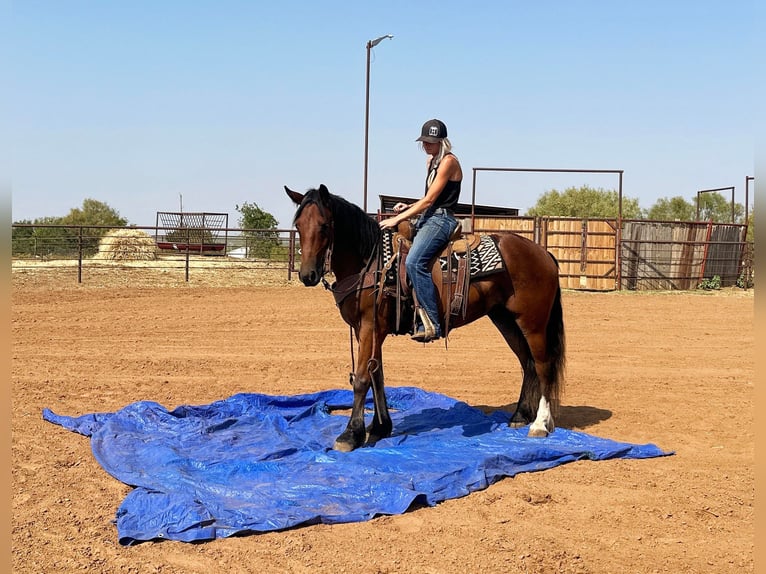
[390,401,611,441]
[393,404,496,438]
[473,402,612,431]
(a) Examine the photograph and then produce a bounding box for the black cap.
[416,119,448,143]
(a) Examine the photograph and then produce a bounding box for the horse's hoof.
[527,427,549,438]
[333,439,355,452]
[334,428,364,452]
[509,421,527,429]
[365,423,392,447]
[364,431,388,448]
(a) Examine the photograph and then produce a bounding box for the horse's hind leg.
[489,305,560,438]
[488,307,540,427]
[529,395,554,438]
[520,285,565,438]
[520,330,557,437]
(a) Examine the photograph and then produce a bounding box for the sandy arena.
[12,267,754,573]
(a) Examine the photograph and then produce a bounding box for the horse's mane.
[296,187,382,262]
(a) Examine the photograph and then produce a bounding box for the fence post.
[77,226,83,284]
[185,227,191,282]
[698,220,714,283]
[288,230,295,282]
[579,219,588,289]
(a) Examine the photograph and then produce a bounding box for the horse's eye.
[320,223,331,236]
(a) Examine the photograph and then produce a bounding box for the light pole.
[363,34,393,214]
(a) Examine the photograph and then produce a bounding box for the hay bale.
[93,229,158,261]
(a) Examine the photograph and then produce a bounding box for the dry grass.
[91,229,158,261]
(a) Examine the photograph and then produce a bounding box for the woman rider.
[378,119,463,342]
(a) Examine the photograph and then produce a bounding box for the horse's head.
[285,184,334,287]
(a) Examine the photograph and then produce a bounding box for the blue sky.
[9,1,757,229]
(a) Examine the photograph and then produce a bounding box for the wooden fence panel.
[620,221,747,290]
[543,218,584,290]
[582,219,617,291]
[470,216,535,241]
[470,217,747,292]
[704,224,747,286]
[541,218,617,291]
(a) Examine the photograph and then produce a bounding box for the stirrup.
[411,329,439,343]
[412,309,438,342]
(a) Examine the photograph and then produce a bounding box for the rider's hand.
[392,202,408,214]
[379,218,399,230]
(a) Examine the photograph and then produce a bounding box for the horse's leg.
[333,367,369,452]
[365,352,392,446]
[364,316,392,445]
[529,395,554,438]
[521,330,556,438]
[488,307,539,427]
[333,324,392,451]
[523,285,565,438]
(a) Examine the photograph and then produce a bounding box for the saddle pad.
[440,234,506,279]
[382,228,395,266]
[384,230,506,281]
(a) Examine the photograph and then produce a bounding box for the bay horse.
[286,184,565,452]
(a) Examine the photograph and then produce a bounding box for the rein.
[302,193,386,426]
[323,237,385,425]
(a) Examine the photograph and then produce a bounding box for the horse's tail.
[546,285,566,412]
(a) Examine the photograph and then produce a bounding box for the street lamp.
[363,34,393,214]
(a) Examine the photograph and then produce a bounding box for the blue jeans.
[406,208,457,337]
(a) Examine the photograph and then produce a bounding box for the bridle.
[319,236,334,291]
[303,203,385,425]
[298,199,334,290]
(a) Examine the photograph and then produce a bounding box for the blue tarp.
[43,387,670,545]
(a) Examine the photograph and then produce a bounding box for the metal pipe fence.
[11,224,300,285]
[12,221,753,291]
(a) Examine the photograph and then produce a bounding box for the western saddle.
[383,219,481,337]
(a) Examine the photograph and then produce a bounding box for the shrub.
[697,275,721,290]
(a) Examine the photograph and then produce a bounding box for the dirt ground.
[11,267,754,573]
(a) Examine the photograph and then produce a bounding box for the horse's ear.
[318,184,330,202]
[285,186,304,206]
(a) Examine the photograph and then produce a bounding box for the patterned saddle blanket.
[382,230,506,282]
[438,234,505,279]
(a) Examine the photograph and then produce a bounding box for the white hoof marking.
[528,396,554,437]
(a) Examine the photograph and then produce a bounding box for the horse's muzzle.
[299,267,322,287]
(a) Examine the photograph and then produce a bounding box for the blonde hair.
[420,137,453,169]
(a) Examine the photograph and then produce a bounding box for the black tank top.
[425,154,461,212]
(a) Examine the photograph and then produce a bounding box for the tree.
[12,199,128,257]
[12,219,42,256]
[235,201,281,259]
[525,185,644,219]
[695,192,745,223]
[61,198,128,255]
[11,215,75,257]
[236,201,278,230]
[646,196,695,221]
[61,198,127,227]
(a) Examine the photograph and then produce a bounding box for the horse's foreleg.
[333,327,391,451]
[333,370,369,452]
[365,342,392,446]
